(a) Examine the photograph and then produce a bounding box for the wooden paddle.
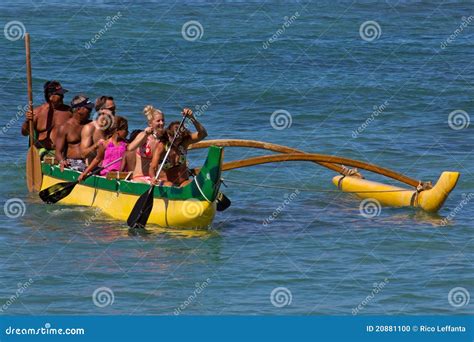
[39,157,123,204]
[24,33,42,192]
[216,192,231,211]
[127,116,187,229]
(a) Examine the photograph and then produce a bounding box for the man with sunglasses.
[80,95,116,163]
[55,95,94,172]
[21,80,72,153]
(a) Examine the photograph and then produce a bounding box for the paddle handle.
[25,33,34,147]
[153,115,187,181]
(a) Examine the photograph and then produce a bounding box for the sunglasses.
[103,106,116,112]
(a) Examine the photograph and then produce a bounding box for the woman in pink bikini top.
[78,116,152,182]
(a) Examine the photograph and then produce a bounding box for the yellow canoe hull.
[41,175,216,229]
[333,171,460,212]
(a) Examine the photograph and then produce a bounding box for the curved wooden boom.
[190,139,344,173]
[220,154,422,188]
[190,139,422,187]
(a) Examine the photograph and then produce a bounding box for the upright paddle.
[39,157,123,204]
[127,116,187,229]
[24,33,42,192]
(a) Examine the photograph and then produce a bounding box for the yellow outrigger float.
[40,146,224,229]
[333,172,459,212]
[191,139,459,213]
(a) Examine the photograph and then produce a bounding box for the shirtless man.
[21,80,71,152]
[55,95,94,172]
[80,96,116,163]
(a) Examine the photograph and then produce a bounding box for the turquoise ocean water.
[0,1,472,315]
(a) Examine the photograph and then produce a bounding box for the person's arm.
[55,125,68,172]
[21,108,36,136]
[127,127,153,151]
[149,142,165,178]
[80,124,99,159]
[182,108,207,145]
[78,143,106,182]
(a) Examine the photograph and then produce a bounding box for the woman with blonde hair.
[132,105,166,183]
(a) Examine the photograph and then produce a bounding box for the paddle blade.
[216,192,231,212]
[127,186,155,229]
[39,181,78,204]
[26,146,42,192]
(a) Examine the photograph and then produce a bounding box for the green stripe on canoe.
[41,146,223,201]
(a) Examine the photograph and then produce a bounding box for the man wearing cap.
[21,80,72,152]
[80,95,116,163]
[55,95,94,172]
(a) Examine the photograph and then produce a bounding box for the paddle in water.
[24,33,42,192]
[39,157,123,204]
[127,116,187,229]
[216,192,231,211]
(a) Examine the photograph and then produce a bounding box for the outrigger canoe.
[40,146,224,229]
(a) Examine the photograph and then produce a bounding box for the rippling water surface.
[0,1,472,315]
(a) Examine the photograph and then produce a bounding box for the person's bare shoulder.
[34,103,49,118]
[82,121,96,133]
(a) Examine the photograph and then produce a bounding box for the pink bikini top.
[136,135,154,159]
[100,140,127,176]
